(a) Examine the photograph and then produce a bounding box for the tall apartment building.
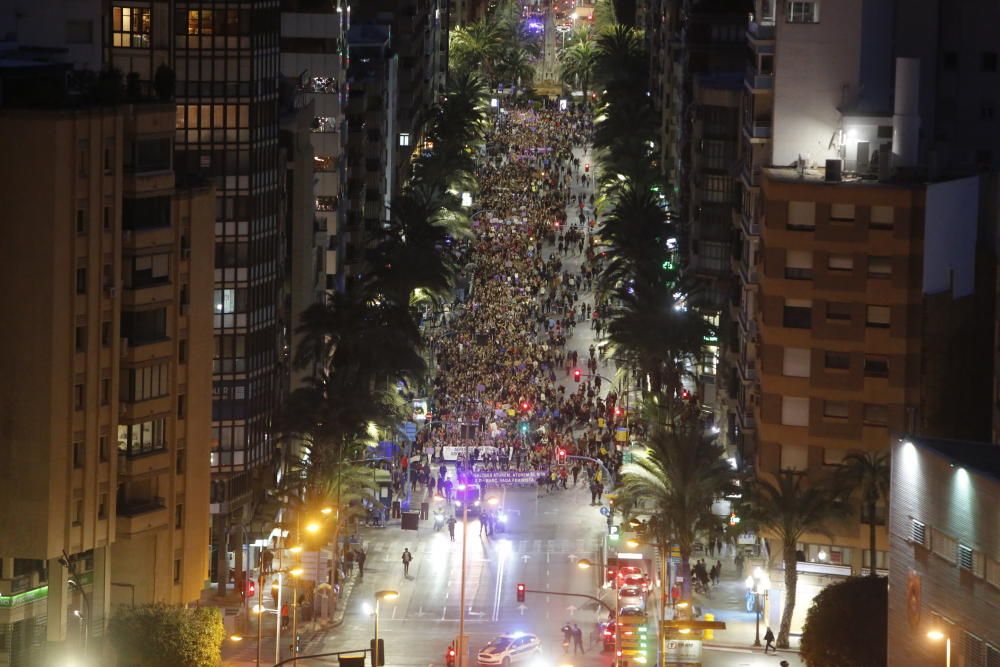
[280,0,350,382]
[344,23,398,280]
[101,0,286,588]
[4,0,288,593]
[0,63,213,665]
[352,0,448,199]
[723,1,1000,634]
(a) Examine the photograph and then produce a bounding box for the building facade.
[0,76,213,665]
[887,437,1000,667]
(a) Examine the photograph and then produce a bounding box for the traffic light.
[370,638,385,667]
[446,645,456,667]
[516,583,526,602]
[573,368,582,382]
[246,578,256,599]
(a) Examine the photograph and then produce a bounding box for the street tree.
[746,472,850,647]
[801,576,887,667]
[836,450,890,577]
[108,603,224,667]
[619,420,736,597]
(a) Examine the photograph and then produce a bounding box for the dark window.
[174,558,182,583]
[824,351,849,370]
[175,503,184,528]
[75,326,87,353]
[103,206,112,231]
[125,138,172,173]
[983,52,997,73]
[123,196,170,230]
[73,441,85,469]
[76,208,88,234]
[866,305,891,328]
[74,384,85,410]
[100,378,110,406]
[99,435,109,462]
[121,308,168,345]
[121,363,169,402]
[864,356,889,378]
[826,302,852,322]
[823,401,849,419]
[863,403,888,426]
[179,339,188,364]
[783,304,812,328]
[177,394,186,419]
[127,253,170,288]
[176,449,185,474]
[101,321,112,347]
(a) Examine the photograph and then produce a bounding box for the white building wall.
[771,0,864,166]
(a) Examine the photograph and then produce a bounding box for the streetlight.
[371,590,399,667]
[927,629,952,667]
[458,495,500,667]
[289,567,305,665]
[745,567,771,647]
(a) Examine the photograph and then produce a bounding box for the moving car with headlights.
[620,571,650,592]
[477,633,541,665]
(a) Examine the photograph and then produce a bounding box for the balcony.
[739,255,759,286]
[737,409,757,432]
[117,498,169,537]
[745,66,774,91]
[738,303,758,341]
[743,119,773,140]
[738,356,759,384]
[118,447,170,478]
[741,209,761,237]
[747,19,775,41]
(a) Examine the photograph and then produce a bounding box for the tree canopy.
[801,576,887,667]
[108,603,224,667]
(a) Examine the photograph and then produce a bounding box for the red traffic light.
[247,579,256,597]
[516,583,526,602]
[448,649,456,658]
[573,368,582,382]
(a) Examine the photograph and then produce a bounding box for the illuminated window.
[787,1,819,23]
[399,132,411,147]
[117,418,167,456]
[112,7,151,48]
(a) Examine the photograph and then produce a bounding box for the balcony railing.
[745,66,774,91]
[744,119,773,139]
[118,496,165,517]
[747,19,775,40]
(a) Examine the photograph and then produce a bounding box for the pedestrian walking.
[447,515,457,541]
[357,549,367,578]
[402,548,413,576]
[572,624,585,654]
[763,627,776,654]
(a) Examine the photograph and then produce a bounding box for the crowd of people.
[403,102,631,495]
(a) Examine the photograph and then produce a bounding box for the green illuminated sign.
[0,585,48,608]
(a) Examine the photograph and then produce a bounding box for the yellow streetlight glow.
[626,539,640,549]
[577,559,593,570]
[676,601,690,609]
[376,590,399,601]
[678,628,691,635]
[290,567,305,578]
[305,521,321,534]
[928,630,946,641]
[230,634,243,642]
[252,604,264,614]
[289,545,303,554]
[320,507,334,515]
[486,496,501,506]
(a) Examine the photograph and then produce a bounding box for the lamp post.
[578,559,618,664]
[368,590,399,667]
[457,495,500,667]
[745,566,770,647]
[927,630,952,667]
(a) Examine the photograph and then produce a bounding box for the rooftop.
[908,437,1000,482]
[764,165,926,189]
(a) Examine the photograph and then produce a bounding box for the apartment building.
[887,437,1000,667]
[344,23,398,280]
[0,65,212,665]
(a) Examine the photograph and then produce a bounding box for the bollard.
[703,613,714,641]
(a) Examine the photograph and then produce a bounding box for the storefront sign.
[663,638,701,665]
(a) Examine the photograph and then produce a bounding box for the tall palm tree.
[450,19,505,78]
[836,450,890,577]
[595,25,647,98]
[747,472,849,647]
[496,46,536,90]
[559,39,599,100]
[618,421,736,597]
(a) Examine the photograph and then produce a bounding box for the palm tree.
[595,25,647,98]
[450,19,505,78]
[497,46,535,91]
[836,451,890,577]
[618,420,736,598]
[559,38,599,100]
[747,472,850,647]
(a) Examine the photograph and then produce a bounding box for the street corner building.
[887,437,1000,666]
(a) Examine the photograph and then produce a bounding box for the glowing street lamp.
[927,629,952,667]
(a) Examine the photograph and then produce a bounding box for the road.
[305,484,612,667]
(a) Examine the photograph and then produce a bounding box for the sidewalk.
[687,553,801,657]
